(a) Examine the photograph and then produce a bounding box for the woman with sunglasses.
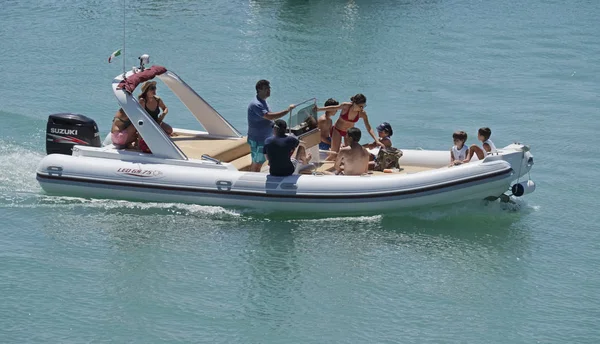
[316,93,384,159]
[138,81,173,135]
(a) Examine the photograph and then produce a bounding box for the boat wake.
[289,215,384,224]
[0,141,241,219]
[4,194,243,219]
[0,140,45,195]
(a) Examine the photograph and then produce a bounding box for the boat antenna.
[122,0,126,78]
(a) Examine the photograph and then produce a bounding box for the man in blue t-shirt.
[263,119,300,177]
[247,79,295,172]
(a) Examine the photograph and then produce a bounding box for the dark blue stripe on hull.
[36,168,513,201]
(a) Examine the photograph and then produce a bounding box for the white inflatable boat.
[36,60,535,214]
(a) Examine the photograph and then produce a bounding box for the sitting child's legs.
[467,144,485,161]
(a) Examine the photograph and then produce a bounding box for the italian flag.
[108,49,121,63]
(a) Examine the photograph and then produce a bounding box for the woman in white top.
[464,127,496,162]
[450,130,469,165]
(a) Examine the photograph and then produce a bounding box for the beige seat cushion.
[173,137,250,162]
[231,154,253,171]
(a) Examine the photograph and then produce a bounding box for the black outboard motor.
[46,113,101,155]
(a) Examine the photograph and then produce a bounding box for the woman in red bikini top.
[316,93,384,157]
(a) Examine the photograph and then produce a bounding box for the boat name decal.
[51,128,78,135]
[116,168,163,178]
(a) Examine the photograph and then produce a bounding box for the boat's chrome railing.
[201,154,221,165]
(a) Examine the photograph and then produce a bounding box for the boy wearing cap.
[364,122,393,149]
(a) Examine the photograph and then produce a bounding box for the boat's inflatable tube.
[36,151,516,214]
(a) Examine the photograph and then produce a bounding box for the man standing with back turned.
[247,80,295,172]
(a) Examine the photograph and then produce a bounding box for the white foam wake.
[0,140,45,195]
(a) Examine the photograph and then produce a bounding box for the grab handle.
[201,154,221,164]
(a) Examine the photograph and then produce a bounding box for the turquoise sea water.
[1,0,600,342]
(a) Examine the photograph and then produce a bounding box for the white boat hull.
[37,67,535,215]
[36,145,531,214]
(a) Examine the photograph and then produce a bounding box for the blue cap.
[376,122,393,137]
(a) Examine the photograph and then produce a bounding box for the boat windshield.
[288,100,317,129]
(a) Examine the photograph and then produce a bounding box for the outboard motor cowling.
[46,113,101,155]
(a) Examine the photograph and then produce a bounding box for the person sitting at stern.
[138,81,173,136]
[111,108,137,149]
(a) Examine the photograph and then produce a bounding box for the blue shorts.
[319,137,331,151]
[247,138,266,164]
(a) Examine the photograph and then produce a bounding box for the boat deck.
[172,130,323,171]
[170,133,435,175]
[172,136,250,162]
[293,161,435,175]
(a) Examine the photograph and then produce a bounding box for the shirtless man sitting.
[334,127,370,175]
